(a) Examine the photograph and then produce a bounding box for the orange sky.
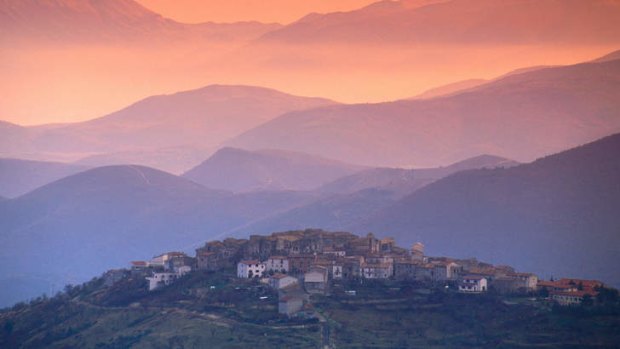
[136,0,378,24]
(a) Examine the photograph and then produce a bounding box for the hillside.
[1,85,335,173]
[1,265,619,348]
[183,147,365,192]
[231,155,516,236]
[258,0,620,45]
[0,165,320,307]
[228,58,620,167]
[354,133,620,287]
[0,158,88,198]
[0,0,280,44]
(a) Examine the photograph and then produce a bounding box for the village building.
[146,272,178,291]
[459,275,488,293]
[265,256,290,274]
[237,260,266,278]
[431,261,461,281]
[288,254,316,274]
[269,274,298,289]
[361,262,393,279]
[304,266,329,294]
[394,260,418,280]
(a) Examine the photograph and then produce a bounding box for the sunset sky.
[136,0,377,24]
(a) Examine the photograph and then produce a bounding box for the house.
[269,274,298,289]
[361,263,393,279]
[459,275,488,293]
[507,272,538,291]
[150,252,188,269]
[237,260,266,278]
[304,266,329,294]
[551,290,596,306]
[323,247,346,257]
[266,256,290,274]
[432,261,461,281]
[167,255,195,272]
[288,255,315,274]
[130,261,149,271]
[196,251,220,271]
[146,272,178,291]
[394,261,418,280]
[278,295,304,316]
[411,242,425,261]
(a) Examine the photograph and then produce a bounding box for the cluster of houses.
[129,229,605,315]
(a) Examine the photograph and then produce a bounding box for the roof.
[131,261,148,266]
[271,273,295,280]
[461,275,487,280]
[268,255,288,260]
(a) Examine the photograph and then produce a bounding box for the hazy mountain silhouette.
[0,85,335,173]
[183,147,365,192]
[352,133,620,287]
[0,158,88,198]
[231,155,516,236]
[0,165,320,306]
[0,0,280,44]
[412,79,489,99]
[228,58,620,167]
[258,0,620,45]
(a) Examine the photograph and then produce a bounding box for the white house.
[237,260,266,278]
[459,275,488,293]
[265,256,289,273]
[146,272,178,291]
[269,274,298,289]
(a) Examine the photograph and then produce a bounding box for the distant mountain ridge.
[228,57,620,167]
[257,0,620,45]
[0,0,281,44]
[0,84,336,173]
[353,133,620,288]
[231,155,517,236]
[0,158,88,198]
[183,147,365,192]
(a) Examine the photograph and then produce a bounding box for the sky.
[136,0,378,24]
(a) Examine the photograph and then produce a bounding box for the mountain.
[0,0,280,44]
[412,79,489,99]
[231,155,516,236]
[0,158,88,198]
[228,58,620,168]
[0,165,319,306]
[183,147,365,192]
[1,85,336,173]
[319,154,517,195]
[257,0,620,45]
[353,133,620,287]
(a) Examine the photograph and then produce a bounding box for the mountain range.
[183,147,365,192]
[0,165,321,306]
[228,57,620,167]
[353,133,620,288]
[257,0,620,45]
[0,85,335,173]
[0,0,280,45]
[231,155,517,236]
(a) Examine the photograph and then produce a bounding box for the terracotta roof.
[271,273,293,280]
[131,261,148,266]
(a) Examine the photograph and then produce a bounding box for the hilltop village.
[127,230,605,317]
